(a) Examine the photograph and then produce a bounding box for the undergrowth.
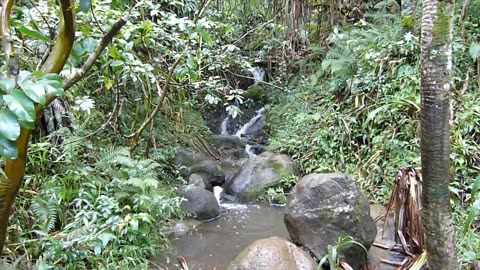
[3,138,185,269]
[266,9,480,266]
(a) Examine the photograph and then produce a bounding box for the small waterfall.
[213,186,222,204]
[234,107,265,138]
[245,144,256,158]
[220,117,229,134]
[248,67,265,84]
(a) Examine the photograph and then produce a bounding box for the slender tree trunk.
[420,0,459,269]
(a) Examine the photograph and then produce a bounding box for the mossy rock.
[244,84,266,102]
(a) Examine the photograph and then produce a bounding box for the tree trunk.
[420,0,459,269]
[39,97,75,145]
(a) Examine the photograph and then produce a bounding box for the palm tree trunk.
[420,0,459,269]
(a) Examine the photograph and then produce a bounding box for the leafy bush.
[4,141,185,269]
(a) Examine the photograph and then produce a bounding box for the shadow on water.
[154,203,288,270]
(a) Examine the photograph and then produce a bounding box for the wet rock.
[177,185,220,221]
[174,148,204,177]
[189,160,226,187]
[226,236,317,270]
[188,173,211,190]
[284,173,376,270]
[210,134,246,149]
[243,84,266,102]
[223,152,295,202]
[171,219,201,237]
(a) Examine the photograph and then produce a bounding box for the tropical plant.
[317,236,368,270]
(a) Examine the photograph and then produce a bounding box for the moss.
[268,159,286,173]
[244,84,266,101]
[401,15,413,29]
[431,1,453,45]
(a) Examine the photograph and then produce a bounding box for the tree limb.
[63,16,127,91]
[0,0,15,75]
[1,0,75,257]
[128,55,183,153]
[39,0,75,75]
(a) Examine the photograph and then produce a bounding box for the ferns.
[96,147,161,192]
[31,196,59,233]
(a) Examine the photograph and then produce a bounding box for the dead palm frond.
[382,166,426,270]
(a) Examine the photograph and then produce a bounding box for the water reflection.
[154,203,288,270]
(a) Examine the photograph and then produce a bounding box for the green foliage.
[464,176,480,233]
[317,236,367,270]
[3,139,185,269]
[260,174,297,204]
[268,17,420,202]
[0,73,63,158]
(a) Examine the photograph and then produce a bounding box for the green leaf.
[0,109,20,140]
[110,60,124,67]
[97,232,116,247]
[79,0,91,11]
[3,90,36,129]
[0,136,18,159]
[464,198,480,233]
[471,175,480,198]
[16,25,50,43]
[200,30,212,43]
[18,81,46,105]
[17,71,32,84]
[469,43,480,61]
[0,77,15,94]
[36,73,64,97]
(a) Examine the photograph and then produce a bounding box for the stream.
[156,203,287,269]
[154,67,289,269]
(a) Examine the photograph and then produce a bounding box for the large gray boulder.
[209,134,246,149]
[177,185,220,221]
[226,236,317,270]
[189,160,226,188]
[223,152,295,202]
[284,173,376,270]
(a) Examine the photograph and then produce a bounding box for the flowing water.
[155,203,288,269]
[154,72,280,269]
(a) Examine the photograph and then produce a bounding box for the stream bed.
[155,203,288,270]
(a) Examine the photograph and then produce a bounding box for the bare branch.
[63,16,127,91]
[128,55,183,153]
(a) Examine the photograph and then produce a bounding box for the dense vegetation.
[0,0,479,268]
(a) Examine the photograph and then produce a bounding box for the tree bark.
[420,0,459,269]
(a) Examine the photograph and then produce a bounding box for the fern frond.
[31,196,58,233]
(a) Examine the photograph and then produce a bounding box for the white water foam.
[234,107,265,138]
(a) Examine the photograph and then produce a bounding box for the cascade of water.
[234,107,265,138]
[220,117,229,134]
[248,67,265,83]
[245,144,256,157]
[213,186,222,204]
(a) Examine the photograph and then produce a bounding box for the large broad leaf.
[36,73,64,97]
[16,25,50,43]
[17,71,32,84]
[469,43,480,61]
[0,77,15,94]
[0,136,18,159]
[18,80,46,105]
[0,109,20,141]
[3,90,36,129]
